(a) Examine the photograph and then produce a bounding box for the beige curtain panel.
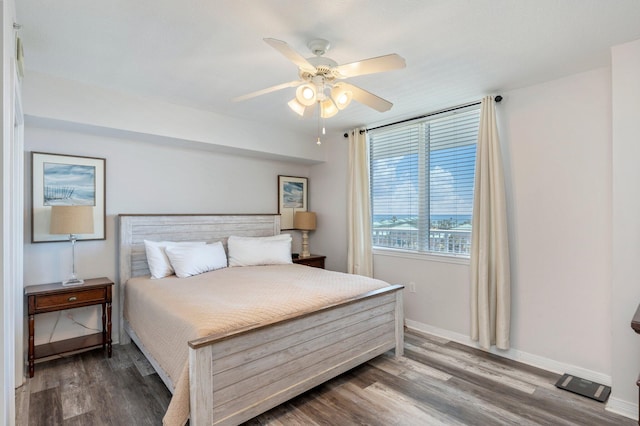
[470,96,511,350]
[347,128,374,277]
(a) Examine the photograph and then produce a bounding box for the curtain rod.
[343,95,502,137]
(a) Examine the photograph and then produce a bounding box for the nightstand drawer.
[292,254,326,269]
[34,288,106,312]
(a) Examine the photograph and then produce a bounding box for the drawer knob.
[68,296,77,302]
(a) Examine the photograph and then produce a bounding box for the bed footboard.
[188,285,404,426]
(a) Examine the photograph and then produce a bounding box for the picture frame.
[31,152,106,243]
[278,175,308,230]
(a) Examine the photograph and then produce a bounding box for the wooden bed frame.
[118,214,404,426]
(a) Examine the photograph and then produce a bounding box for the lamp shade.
[320,99,338,118]
[293,211,316,231]
[331,83,353,110]
[288,98,306,116]
[50,205,94,235]
[295,84,317,106]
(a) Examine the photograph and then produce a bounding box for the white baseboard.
[606,397,639,421]
[405,319,638,420]
[405,319,612,384]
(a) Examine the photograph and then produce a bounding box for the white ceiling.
[16,0,640,139]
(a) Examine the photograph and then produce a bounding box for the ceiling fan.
[233,38,406,118]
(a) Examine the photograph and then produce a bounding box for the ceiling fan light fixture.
[295,83,317,106]
[235,38,405,144]
[288,98,306,116]
[320,99,338,118]
[331,84,353,110]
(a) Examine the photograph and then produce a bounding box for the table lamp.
[50,205,94,286]
[294,211,316,258]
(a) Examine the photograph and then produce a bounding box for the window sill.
[372,247,470,265]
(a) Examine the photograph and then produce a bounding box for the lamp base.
[63,235,84,286]
[62,278,85,287]
[300,230,311,258]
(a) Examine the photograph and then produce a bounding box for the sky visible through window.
[430,144,476,219]
[371,141,476,224]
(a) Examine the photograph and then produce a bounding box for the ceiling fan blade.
[334,54,406,78]
[232,80,304,102]
[341,83,393,112]
[263,38,317,74]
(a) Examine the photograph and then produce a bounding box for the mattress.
[124,264,391,426]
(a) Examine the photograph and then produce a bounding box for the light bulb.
[316,137,322,145]
[331,84,353,110]
[295,84,317,106]
[302,87,314,100]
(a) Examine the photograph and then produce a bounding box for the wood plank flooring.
[16,329,634,425]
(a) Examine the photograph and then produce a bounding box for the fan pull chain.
[316,101,322,145]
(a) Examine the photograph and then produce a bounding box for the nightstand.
[25,277,114,378]
[292,254,326,269]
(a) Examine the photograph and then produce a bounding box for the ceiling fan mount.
[300,62,337,82]
[307,38,331,56]
[232,37,406,116]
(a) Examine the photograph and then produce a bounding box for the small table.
[25,277,114,377]
[293,254,326,269]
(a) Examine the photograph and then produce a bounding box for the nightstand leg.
[106,301,112,357]
[28,313,34,378]
[101,302,106,351]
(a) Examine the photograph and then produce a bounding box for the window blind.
[369,105,480,256]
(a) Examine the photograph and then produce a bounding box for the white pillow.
[165,242,228,278]
[227,234,293,267]
[144,240,206,279]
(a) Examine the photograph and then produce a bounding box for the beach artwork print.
[32,152,106,242]
[282,181,304,208]
[43,162,96,206]
[278,175,308,230]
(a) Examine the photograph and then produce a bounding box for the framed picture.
[31,152,106,243]
[278,175,308,230]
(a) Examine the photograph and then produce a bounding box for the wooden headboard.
[118,214,281,341]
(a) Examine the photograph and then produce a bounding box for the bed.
[118,214,404,426]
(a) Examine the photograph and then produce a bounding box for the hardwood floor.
[16,329,634,425]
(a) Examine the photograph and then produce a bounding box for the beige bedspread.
[124,264,391,426]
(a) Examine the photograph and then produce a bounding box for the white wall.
[23,124,310,346]
[610,38,640,418]
[324,68,615,389]
[500,68,612,376]
[309,131,349,272]
[2,0,19,424]
[24,72,326,165]
[375,254,470,334]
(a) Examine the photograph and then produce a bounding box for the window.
[369,105,480,257]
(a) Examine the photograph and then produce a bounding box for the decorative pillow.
[227,234,293,267]
[164,242,228,278]
[144,240,206,279]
